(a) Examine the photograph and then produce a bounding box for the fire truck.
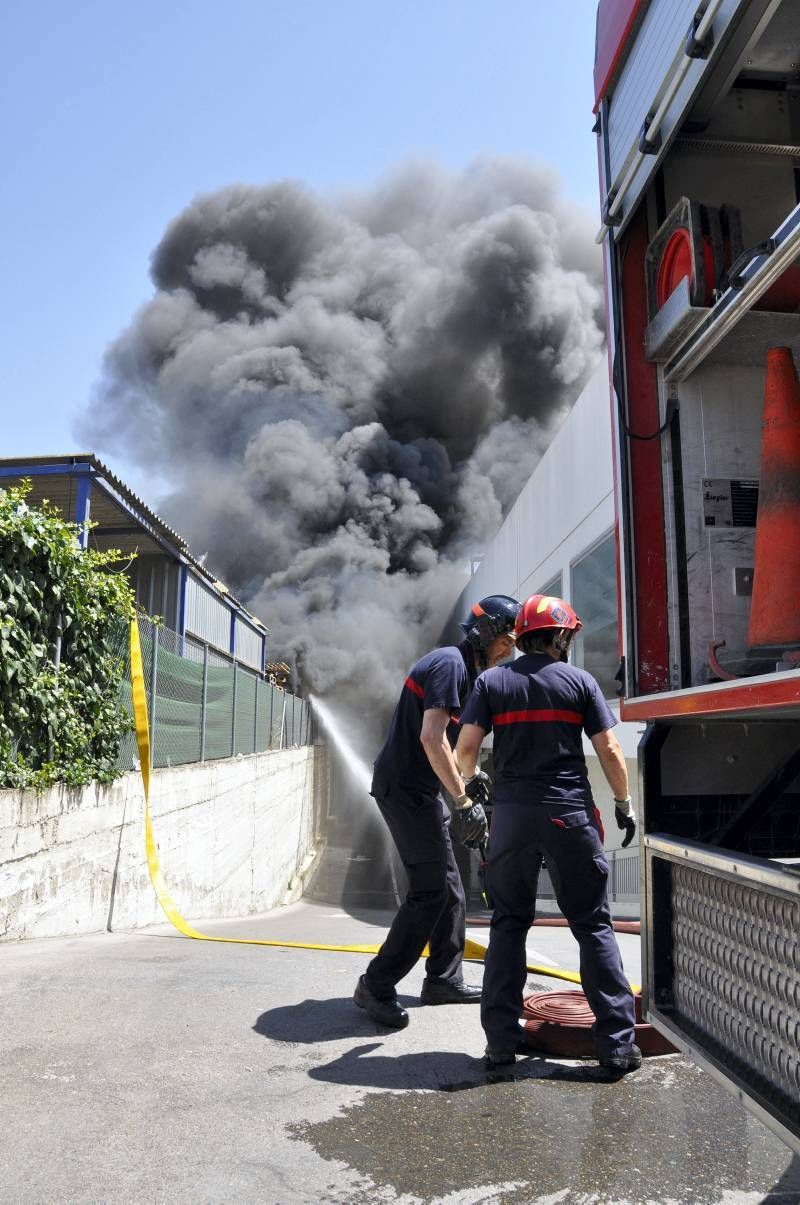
[594,0,800,1151]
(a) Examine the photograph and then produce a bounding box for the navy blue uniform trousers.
[482,801,636,1058]
[365,773,466,999]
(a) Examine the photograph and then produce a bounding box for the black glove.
[614,796,637,849]
[451,798,488,849]
[464,768,491,808]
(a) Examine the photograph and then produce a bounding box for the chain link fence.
[117,615,313,771]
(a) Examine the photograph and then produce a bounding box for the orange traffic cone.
[748,347,800,651]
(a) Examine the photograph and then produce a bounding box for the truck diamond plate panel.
[671,863,800,1125]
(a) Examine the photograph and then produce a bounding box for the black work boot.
[420,978,482,1005]
[483,1045,517,1069]
[599,1044,642,1073]
[354,975,409,1029]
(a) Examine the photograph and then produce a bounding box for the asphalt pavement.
[1,900,798,1204]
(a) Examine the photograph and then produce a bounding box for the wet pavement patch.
[291,1056,800,1204]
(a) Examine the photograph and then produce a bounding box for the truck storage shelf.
[702,309,800,369]
[659,200,800,382]
[646,278,800,368]
[620,667,800,722]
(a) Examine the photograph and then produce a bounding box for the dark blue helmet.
[460,594,521,667]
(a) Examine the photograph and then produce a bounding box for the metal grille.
[116,615,312,770]
[184,575,230,652]
[538,847,639,903]
[671,862,800,1128]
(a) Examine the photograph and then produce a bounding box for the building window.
[538,572,562,599]
[571,534,618,698]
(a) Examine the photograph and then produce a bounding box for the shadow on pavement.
[767,1154,800,1198]
[253,997,623,1092]
[253,994,421,1044]
[303,1044,624,1092]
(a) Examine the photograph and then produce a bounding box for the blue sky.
[1,1,600,499]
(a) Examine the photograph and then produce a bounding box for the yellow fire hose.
[130,616,588,985]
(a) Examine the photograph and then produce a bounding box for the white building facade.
[451,362,645,860]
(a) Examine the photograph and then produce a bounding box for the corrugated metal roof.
[0,453,269,634]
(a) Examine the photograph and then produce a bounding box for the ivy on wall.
[0,481,135,789]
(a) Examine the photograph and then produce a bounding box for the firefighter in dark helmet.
[455,593,640,1072]
[354,595,521,1029]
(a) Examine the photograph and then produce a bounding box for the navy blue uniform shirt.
[373,642,476,796]
[460,653,616,806]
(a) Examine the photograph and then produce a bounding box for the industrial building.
[0,454,269,676]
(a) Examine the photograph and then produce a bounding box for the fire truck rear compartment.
[642,718,800,857]
[643,6,800,689]
[600,0,800,1153]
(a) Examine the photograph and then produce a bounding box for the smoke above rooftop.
[84,159,604,748]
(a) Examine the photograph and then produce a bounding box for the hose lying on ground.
[129,618,638,991]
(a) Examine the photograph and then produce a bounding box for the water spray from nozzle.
[310,692,403,907]
[309,694,372,795]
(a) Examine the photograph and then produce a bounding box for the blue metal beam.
[74,474,92,550]
[3,462,273,645]
[0,463,94,478]
[0,463,186,563]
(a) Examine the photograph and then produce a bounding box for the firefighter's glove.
[463,768,491,808]
[614,796,637,849]
[452,797,488,849]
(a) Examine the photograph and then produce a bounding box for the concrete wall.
[0,746,328,941]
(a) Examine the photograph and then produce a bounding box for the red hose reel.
[645,196,740,320]
[656,225,716,309]
[520,989,677,1058]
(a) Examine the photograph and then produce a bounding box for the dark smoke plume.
[83,159,603,751]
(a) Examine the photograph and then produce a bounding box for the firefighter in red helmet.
[353,595,520,1029]
[456,593,640,1072]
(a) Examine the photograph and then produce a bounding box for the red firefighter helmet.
[515,594,582,639]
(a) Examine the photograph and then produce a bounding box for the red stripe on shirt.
[493,709,584,726]
[593,806,605,843]
[404,676,424,699]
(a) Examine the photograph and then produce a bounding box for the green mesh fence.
[255,679,271,753]
[116,615,312,771]
[149,625,204,767]
[204,664,235,761]
[234,668,258,755]
[270,689,287,749]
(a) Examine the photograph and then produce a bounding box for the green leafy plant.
[0,481,135,789]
